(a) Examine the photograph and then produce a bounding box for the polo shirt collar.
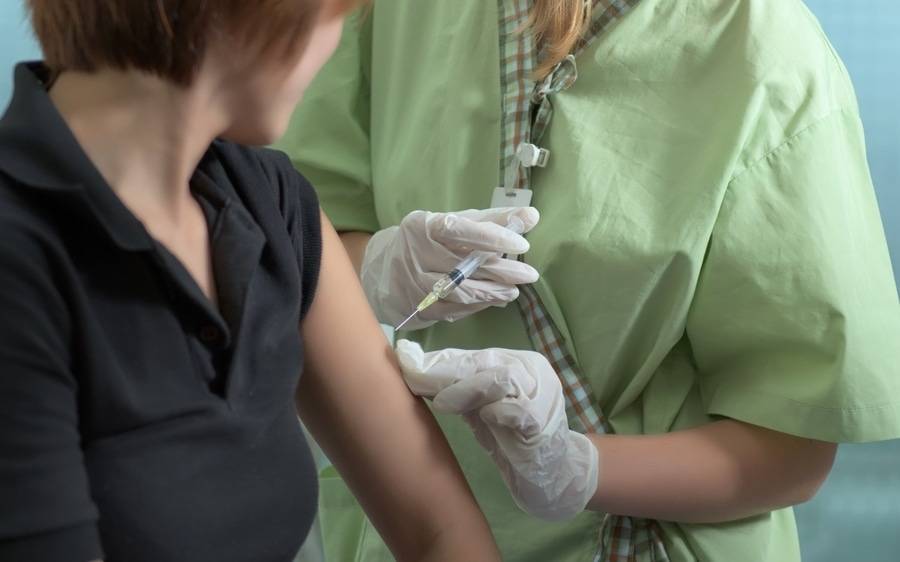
[0,62,153,251]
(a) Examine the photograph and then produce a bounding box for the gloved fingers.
[413,256,538,299]
[431,367,521,414]
[361,209,540,328]
[456,207,541,234]
[428,214,531,255]
[397,343,541,403]
[399,274,506,321]
[468,257,540,285]
[407,272,518,310]
[429,349,545,413]
[414,243,471,275]
[436,277,521,306]
[396,340,477,398]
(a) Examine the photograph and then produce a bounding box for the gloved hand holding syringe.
[359,207,539,332]
[394,215,527,330]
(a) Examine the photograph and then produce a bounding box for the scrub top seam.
[728,106,859,184]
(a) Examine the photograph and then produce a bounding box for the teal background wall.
[1,1,897,561]
[791,3,900,558]
[804,0,900,280]
[0,3,38,107]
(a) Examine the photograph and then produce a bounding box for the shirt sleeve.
[687,108,900,443]
[257,149,324,321]
[275,10,378,234]
[0,221,103,561]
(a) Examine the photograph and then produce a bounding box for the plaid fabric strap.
[497,0,537,190]
[496,1,671,560]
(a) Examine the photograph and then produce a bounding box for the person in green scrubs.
[277,0,900,560]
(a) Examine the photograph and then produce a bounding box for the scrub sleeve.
[689,109,900,441]
[282,12,377,235]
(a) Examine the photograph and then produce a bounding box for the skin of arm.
[586,419,837,523]
[296,213,500,562]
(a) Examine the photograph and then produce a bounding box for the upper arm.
[337,230,372,276]
[296,213,491,560]
[0,221,103,562]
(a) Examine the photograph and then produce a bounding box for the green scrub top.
[277,0,900,560]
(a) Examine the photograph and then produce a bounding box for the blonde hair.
[529,0,592,79]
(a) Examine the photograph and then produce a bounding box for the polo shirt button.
[199,325,221,345]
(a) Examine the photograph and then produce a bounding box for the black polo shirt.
[0,63,322,562]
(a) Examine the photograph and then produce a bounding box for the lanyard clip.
[517,143,550,168]
[532,54,579,103]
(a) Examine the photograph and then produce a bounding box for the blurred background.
[2,1,897,560]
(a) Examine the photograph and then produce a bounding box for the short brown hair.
[28,0,361,86]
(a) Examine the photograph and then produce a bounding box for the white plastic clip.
[516,143,550,168]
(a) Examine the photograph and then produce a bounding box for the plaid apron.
[496,1,671,560]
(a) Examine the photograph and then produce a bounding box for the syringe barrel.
[454,251,492,280]
[433,274,461,299]
[431,214,529,298]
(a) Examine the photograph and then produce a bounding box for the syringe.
[394,216,526,331]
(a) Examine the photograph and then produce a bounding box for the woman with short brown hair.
[0,1,501,561]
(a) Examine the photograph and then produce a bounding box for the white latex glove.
[360,207,540,330]
[395,339,599,521]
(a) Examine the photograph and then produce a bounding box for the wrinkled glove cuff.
[513,430,600,522]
